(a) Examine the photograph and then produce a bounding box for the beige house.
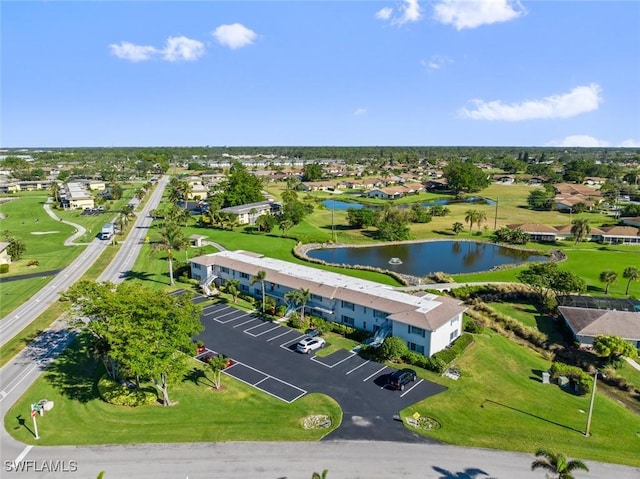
[0,242,11,265]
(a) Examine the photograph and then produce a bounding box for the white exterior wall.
[429,313,463,355]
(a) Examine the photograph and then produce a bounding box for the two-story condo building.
[190,250,467,357]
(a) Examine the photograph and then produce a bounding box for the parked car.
[296,337,326,354]
[386,368,417,391]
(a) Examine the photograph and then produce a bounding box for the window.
[373,309,387,319]
[363,321,367,330]
[341,315,354,326]
[409,325,425,337]
[450,316,459,326]
[311,294,322,302]
[341,300,355,311]
[449,329,459,342]
[408,342,424,355]
[240,272,250,280]
[221,267,229,274]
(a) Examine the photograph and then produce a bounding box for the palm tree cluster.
[599,266,639,295]
[531,449,589,479]
[464,209,487,235]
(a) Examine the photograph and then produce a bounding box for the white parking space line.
[364,365,387,382]
[346,360,370,375]
[232,317,258,328]
[222,360,307,403]
[267,329,295,342]
[247,324,281,337]
[310,352,356,369]
[279,337,304,352]
[244,322,270,333]
[202,304,226,314]
[400,379,423,397]
[213,310,246,322]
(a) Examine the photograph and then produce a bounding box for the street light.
[585,370,605,437]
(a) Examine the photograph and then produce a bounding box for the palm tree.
[475,210,487,232]
[298,288,311,323]
[225,279,240,304]
[622,266,640,295]
[311,470,328,479]
[464,209,479,235]
[599,269,618,295]
[50,181,61,205]
[531,449,589,479]
[251,270,267,313]
[452,222,464,236]
[151,220,187,285]
[571,218,591,245]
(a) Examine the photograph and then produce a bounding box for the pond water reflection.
[306,241,549,276]
[321,197,495,211]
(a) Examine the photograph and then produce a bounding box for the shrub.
[377,336,409,362]
[0,264,8,274]
[97,375,157,406]
[549,362,591,395]
[464,318,482,333]
[27,259,39,267]
[432,333,474,365]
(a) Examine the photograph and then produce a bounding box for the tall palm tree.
[622,266,640,295]
[599,269,618,295]
[475,210,487,232]
[251,270,267,313]
[298,288,311,323]
[311,470,328,479]
[50,181,61,204]
[531,449,589,479]
[151,220,187,285]
[571,218,591,245]
[464,209,479,235]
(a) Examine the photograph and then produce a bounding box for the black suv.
[386,368,417,391]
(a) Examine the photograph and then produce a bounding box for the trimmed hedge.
[97,375,158,407]
[433,333,474,365]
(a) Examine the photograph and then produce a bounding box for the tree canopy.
[219,161,264,207]
[443,160,491,193]
[62,281,203,406]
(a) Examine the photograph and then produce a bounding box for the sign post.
[30,404,40,439]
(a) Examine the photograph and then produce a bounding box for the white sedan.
[296,337,326,354]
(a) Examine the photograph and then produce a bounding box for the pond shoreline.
[294,239,562,287]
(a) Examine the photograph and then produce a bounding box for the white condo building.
[190,250,467,357]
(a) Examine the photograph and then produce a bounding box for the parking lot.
[194,298,446,442]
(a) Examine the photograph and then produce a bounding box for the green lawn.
[401,331,640,467]
[5,337,342,445]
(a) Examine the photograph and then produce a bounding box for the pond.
[321,197,495,211]
[305,241,549,276]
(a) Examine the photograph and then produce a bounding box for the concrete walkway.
[395,281,513,292]
[42,202,89,245]
[625,357,640,372]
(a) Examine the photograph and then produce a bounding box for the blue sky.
[2,1,639,148]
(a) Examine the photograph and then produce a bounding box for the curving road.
[1,175,639,478]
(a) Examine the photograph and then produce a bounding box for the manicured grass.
[616,361,640,392]
[401,331,640,467]
[5,336,342,445]
[489,301,539,328]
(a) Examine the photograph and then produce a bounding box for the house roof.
[507,223,559,234]
[559,306,640,342]
[191,250,466,331]
[598,225,640,237]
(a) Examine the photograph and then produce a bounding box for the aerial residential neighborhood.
[2,1,640,478]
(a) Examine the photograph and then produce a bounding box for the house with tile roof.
[190,250,467,357]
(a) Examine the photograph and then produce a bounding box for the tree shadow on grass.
[183,367,208,387]
[121,270,164,284]
[481,398,583,434]
[432,466,495,479]
[44,336,101,404]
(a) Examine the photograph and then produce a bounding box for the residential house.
[554,183,602,212]
[506,223,560,242]
[591,225,640,245]
[219,200,281,226]
[0,242,11,265]
[621,217,640,228]
[558,306,640,348]
[60,182,94,210]
[300,181,340,192]
[189,250,467,357]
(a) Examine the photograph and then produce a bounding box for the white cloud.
[377,0,422,26]
[109,42,158,62]
[433,0,525,30]
[547,135,610,148]
[375,7,393,20]
[353,108,367,116]
[458,84,602,121]
[162,36,206,62]
[212,23,257,50]
[421,55,453,70]
[620,139,640,148]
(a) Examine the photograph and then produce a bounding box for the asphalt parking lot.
[194,298,446,442]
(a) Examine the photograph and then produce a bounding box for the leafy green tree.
[622,266,640,295]
[346,208,380,229]
[443,160,490,193]
[254,213,277,233]
[63,281,203,405]
[2,231,26,261]
[409,203,432,224]
[251,270,267,313]
[220,161,264,207]
[593,335,638,365]
[599,270,618,294]
[377,337,409,362]
[517,263,586,307]
[151,221,188,285]
[279,219,294,237]
[527,188,555,211]
[531,449,589,479]
[302,162,323,182]
[224,279,240,303]
[571,218,591,244]
[109,182,123,200]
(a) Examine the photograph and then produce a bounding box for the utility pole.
[585,370,601,436]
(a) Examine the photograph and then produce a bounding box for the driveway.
[195,300,446,442]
